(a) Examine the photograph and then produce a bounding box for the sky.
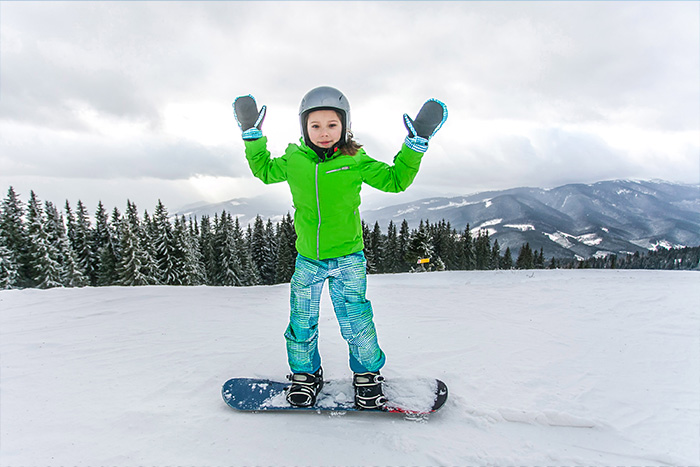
[1,1,699,215]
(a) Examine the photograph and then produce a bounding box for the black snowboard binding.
[353,371,387,410]
[286,367,324,407]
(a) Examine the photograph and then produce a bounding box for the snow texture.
[1,270,698,466]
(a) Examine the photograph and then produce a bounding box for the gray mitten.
[403,99,448,153]
[233,95,266,140]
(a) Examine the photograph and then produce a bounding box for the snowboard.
[222,377,448,415]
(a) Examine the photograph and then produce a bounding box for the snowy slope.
[1,270,698,466]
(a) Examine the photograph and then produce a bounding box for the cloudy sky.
[1,1,698,214]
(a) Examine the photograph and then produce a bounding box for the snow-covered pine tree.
[431,220,456,271]
[97,207,121,286]
[0,223,19,289]
[199,215,218,285]
[94,202,110,254]
[382,221,397,273]
[45,201,86,287]
[64,201,77,251]
[0,187,28,287]
[170,215,201,285]
[261,218,278,285]
[461,224,475,270]
[25,191,62,289]
[250,215,267,283]
[407,220,434,272]
[183,216,206,285]
[274,213,296,284]
[215,212,242,286]
[369,221,385,274]
[397,220,411,273]
[235,216,260,286]
[118,201,155,286]
[152,200,180,285]
[474,230,491,270]
[74,201,97,285]
[362,221,376,273]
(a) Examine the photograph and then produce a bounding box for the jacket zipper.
[315,163,321,260]
[325,166,350,174]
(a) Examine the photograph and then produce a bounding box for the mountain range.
[175,180,700,260]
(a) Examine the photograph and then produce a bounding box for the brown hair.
[337,130,363,156]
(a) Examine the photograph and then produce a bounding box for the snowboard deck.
[222,377,448,415]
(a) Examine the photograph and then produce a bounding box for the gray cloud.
[0,1,697,211]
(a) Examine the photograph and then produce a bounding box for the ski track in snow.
[0,270,698,466]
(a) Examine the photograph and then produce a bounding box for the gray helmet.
[299,86,351,144]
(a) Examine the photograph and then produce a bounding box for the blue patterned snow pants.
[285,252,386,374]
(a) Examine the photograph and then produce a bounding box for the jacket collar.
[299,138,341,163]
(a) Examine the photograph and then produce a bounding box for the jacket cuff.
[404,135,429,153]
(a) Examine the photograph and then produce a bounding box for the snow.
[577,233,603,246]
[428,199,476,211]
[544,231,575,248]
[504,223,535,231]
[471,218,502,235]
[1,270,698,466]
[394,206,419,217]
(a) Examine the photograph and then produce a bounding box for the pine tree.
[384,221,399,273]
[45,201,86,287]
[275,213,297,283]
[474,230,491,270]
[216,212,242,286]
[251,215,276,284]
[64,201,77,252]
[0,187,29,287]
[397,220,411,272]
[501,246,514,269]
[261,219,278,285]
[0,225,19,289]
[94,202,110,255]
[431,220,452,270]
[535,247,545,269]
[490,238,501,270]
[185,216,206,285]
[118,201,154,286]
[362,221,376,273]
[25,191,62,289]
[173,215,203,285]
[97,207,121,286]
[406,220,433,271]
[199,215,218,285]
[74,201,96,284]
[461,224,475,270]
[152,200,179,284]
[516,242,534,269]
[369,221,385,274]
[235,216,260,286]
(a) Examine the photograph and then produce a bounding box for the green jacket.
[245,137,424,260]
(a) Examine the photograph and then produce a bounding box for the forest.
[1,187,698,290]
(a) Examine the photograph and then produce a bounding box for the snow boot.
[286,367,324,407]
[353,371,387,410]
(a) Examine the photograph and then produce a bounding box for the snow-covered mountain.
[361,180,700,259]
[174,193,291,226]
[176,180,700,259]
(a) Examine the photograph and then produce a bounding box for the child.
[233,86,447,409]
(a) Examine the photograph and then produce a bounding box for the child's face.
[306,110,342,149]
